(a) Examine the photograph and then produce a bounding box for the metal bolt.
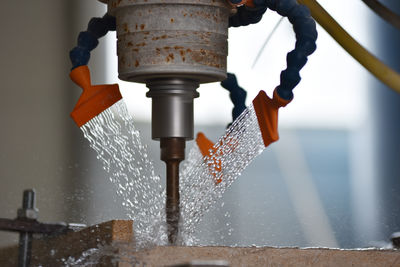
[17,189,38,220]
[22,190,35,209]
[18,189,37,267]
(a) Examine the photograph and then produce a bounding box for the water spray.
[69,15,166,247]
[180,86,291,242]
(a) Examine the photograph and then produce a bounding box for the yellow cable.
[297,0,400,94]
[362,0,400,30]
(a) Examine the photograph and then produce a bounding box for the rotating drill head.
[108,0,230,244]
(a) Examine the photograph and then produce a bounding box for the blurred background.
[0,0,399,249]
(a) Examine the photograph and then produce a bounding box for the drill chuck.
[146,78,199,140]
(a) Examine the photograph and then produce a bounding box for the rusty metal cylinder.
[107,0,230,84]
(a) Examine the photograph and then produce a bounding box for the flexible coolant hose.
[221,73,247,122]
[70,14,116,69]
[297,0,400,94]
[226,0,318,110]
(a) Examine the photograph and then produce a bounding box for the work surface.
[0,220,399,266]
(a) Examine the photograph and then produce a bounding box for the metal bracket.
[0,189,85,267]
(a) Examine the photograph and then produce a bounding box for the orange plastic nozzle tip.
[196,132,215,157]
[70,66,122,127]
[252,89,291,147]
[196,132,222,184]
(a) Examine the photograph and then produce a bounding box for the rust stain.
[143,31,150,35]
[136,42,147,47]
[174,46,184,50]
[189,49,224,68]
[183,13,187,17]
[152,34,168,41]
[132,48,139,52]
[135,24,138,30]
[170,18,174,23]
[164,46,171,50]
[194,31,213,42]
[135,60,140,67]
[127,42,133,47]
[123,23,129,33]
[186,48,192,52]
[180,50,186,62]
[156,48,161,55]
[195,11,212,19]
[140,24,145,30]
[166,53,175,62]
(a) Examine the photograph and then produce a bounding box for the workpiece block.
[135,246,400,267]
[0,220,134,266]
[1,219,399,266]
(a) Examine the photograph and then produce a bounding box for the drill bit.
[160,137,185,244]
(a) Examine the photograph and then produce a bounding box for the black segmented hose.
[221,73,247,122]
[70,14,116,70]
[223,0,318,122]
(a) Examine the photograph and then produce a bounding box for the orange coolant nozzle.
[196,89,290,183]
[252,89,291,147]
[196,132,222,184]
[196,132,214,158]
[70,65,122,127]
